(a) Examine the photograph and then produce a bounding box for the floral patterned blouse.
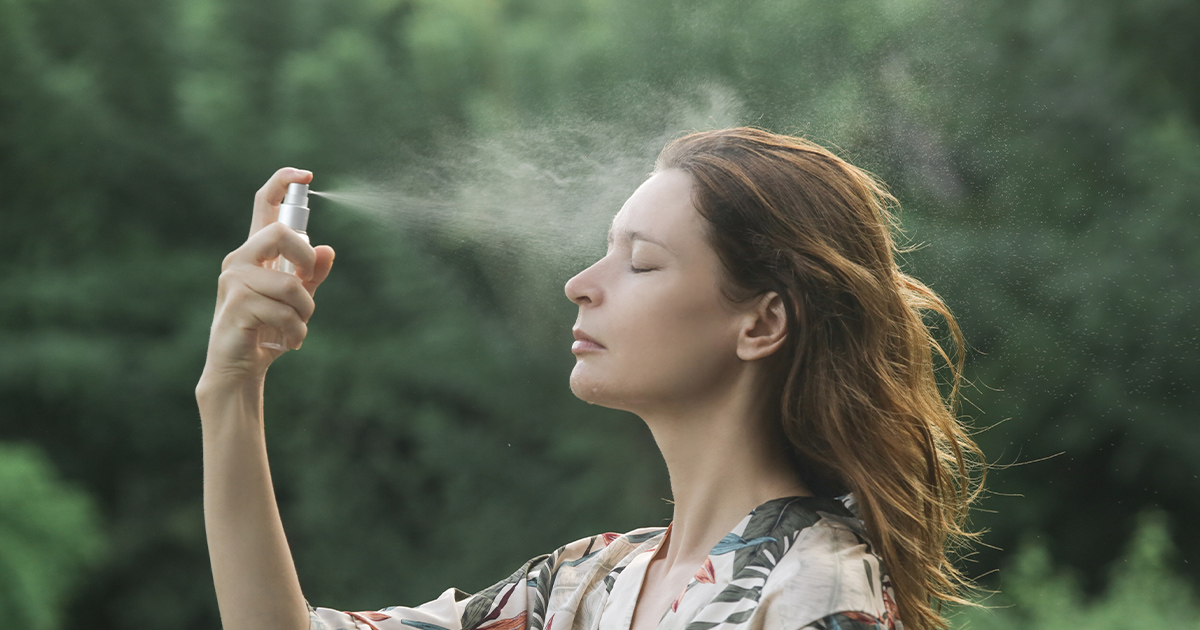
[308,495,901,630]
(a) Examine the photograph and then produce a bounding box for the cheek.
[572,276,739,406]
[637,299,736,389]
[630,289,730,360]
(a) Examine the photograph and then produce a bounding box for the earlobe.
[737,292,788,361]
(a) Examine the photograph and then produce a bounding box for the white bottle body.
[257,229,310,352]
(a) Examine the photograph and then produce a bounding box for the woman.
[197,128,983,630]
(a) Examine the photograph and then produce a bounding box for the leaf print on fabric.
[841,611,883,624]
[734,496,849,580]
[684,496,860,630]
[684,607,756,630]
[806,611,887,629]
[601,532,622,546]
[478,611,528,630]
[560,536,604,568]
[560,550,603,568]
[401,620,453,630]
[723,609,754,624]
[880,574,900,629]
[709,584,762,604]
[347,611,384,630]
[671,588,686,613]
[695,558,715,584]
[671,557,720,613]
[480,583,519,625]
[732,498,841,577]
[526,554,554,630]
[603,565,626,593]
[626,529,666,544]
[710,534,776,556]
[462,556,547,630]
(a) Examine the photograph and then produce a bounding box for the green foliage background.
[0,0,1196,628]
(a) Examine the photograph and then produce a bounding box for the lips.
[571,328,605,353]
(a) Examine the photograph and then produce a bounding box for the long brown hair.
[656,128,984,630]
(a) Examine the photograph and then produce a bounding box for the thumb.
[304,245,336,295]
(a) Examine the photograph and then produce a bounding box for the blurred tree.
[0,442,104,630]
[951,510,1200,629]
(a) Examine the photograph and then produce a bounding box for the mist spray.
[258,182,311,352]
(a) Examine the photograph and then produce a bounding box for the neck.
[638,367,810,570]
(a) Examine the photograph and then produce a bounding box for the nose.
[564,262,600,307]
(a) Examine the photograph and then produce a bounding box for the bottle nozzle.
[283,182,309,207]
[279,182,310,232]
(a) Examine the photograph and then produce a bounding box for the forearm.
[198,378,308,630]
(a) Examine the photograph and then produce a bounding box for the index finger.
[250,167,314,237]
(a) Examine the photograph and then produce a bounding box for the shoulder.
[758,510,898,630]
[545,526,666,575]
[558,526,666,556]
[487,525,667,586]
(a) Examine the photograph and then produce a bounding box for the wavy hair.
[655,128,985,630]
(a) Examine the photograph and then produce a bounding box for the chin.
[570,362,631,409]
[570,362,668,413]
[568,362,605,405]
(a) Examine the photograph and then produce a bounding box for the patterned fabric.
[309,496,901,630]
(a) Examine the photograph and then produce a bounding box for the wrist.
[196,372,264,415]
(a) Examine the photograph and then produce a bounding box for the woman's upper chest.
[627,557,702,630]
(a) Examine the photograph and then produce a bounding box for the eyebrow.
[607,228,672,252]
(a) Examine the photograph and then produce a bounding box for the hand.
[200,168,336,387]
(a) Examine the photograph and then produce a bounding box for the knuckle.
[217,268,237,291]
[236,304,261,327]
[225,282,249,302]
[265,297,284,316]
[269,222,293,240]
[286,278,307,299]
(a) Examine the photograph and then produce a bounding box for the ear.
[736,291,788,361]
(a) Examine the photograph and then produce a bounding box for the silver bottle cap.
[278,182,310,232]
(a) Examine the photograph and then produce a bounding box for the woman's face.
[564,168,748,412]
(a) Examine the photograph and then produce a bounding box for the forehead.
[608,169,700,246]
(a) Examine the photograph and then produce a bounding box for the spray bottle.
[258,182,311,352]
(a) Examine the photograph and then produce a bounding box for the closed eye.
[630,266,654,273]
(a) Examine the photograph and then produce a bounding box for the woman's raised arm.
[196,167,335,630]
